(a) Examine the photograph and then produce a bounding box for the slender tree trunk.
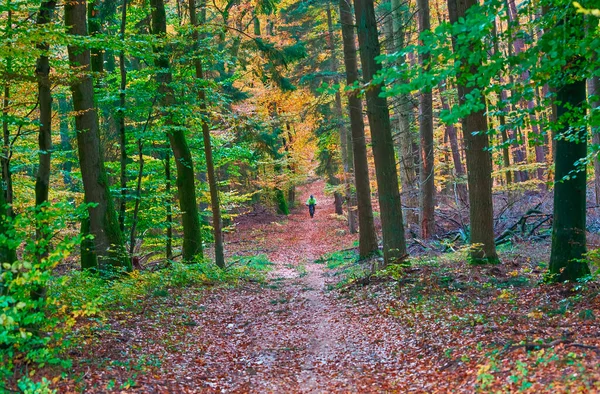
[590,77,600,205]
[492,18,512,186]
[2,4,14,232]
[118,0,128,233]
[0,6,15,267]
[417,0,435,239]
[438,81,468,202]
[34,0,57,261]
[354,0,407,264]
[447,0,498,263]
[165,152,173,261]
[390,0,418,224]
[189,0,224,268]
[58,95,75,190]
[151,0,203,262]
[339,0,378,257]
[129,139,143,257]
[327,5,357,233]
[65,0,130,271]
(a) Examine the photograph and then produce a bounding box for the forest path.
[184,180,407,392]
[76,180,410,393]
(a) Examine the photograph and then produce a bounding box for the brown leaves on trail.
[46,181,600,392]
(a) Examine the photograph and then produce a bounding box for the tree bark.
[339,0,378,257]
[438,81,468,203]
[354,0,407,264]
[447,0,498,263]
[591,77,600,205]
[65,0,130,271]
[327,5,357,233]
[34,0,57,258]
[417,0,435,239]
[189,0,225,268]
[151,0,203,262]
[549,77,590,281]
[118,0,128,233]
[88,0,104,76]
[58,95,75,191]
[165,152,173,261]
[548,8,590,282]
[390,0,418,224]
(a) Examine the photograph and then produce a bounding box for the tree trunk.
[438,81,468,203]
[58,95,75,191]
[339,0,378,257]
[327,5,357,233]
[549,77,590,281]
[390,0,418,224]
[65,0,130,271]
[118,0,128,233]
[591,77,600,205]
[492,18,512,186]
[417,0,435,239]
[151,0,203,262]
[2,5,14,235]
[189,0,225,268]
[447,0,498,263]
[354,0,407,264]
[165,152,173,261]
[88,0,104,76]
[548,6,590,282]
[129,139,143,257]
[35,0,57,258]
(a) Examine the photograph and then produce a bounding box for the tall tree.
[326,4,357,233]
[354,0,407,264]
[34,0,57,255]
[150,0,204,262]
[447,0,498,263]
[339,0,378,257]
[548,6,590,282]
[189,0,225,268]
[591,76,600,205]
[65,0,130,271]
[117,0,128,233]
[1,0,15,265]
[417,0,435,238]
[389,0,418,224]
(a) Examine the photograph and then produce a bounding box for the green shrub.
[1,203,88,388]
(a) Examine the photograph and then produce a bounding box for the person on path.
[306,195,317,218]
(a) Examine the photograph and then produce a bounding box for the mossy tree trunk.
[65,0,130,272]
[151,0,203,262]
[189,0,225,268]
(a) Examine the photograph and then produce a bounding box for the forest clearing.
[1,0,600,391]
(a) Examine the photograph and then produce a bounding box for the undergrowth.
[2,254,272,392]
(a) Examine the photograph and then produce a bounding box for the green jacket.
[306,197,317,206]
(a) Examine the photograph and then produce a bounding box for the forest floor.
[53,181,600,393]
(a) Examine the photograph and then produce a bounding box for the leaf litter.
[49,180,599,392]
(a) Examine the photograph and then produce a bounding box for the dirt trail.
[77,181,410,393]
[185,181,407,393]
